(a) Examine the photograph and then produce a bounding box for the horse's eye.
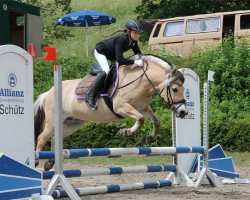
[172,88,178,93]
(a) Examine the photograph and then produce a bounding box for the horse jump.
[38,146,206,198]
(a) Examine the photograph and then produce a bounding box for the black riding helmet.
[125,20,143,32]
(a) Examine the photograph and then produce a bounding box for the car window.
[187,17,220,34]
[240,14,250,29]
[153,24,162,37]
[163,21,184,37]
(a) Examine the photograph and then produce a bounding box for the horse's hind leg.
[43,117,84,171]
[141,106,160,144]
[116,103,145,138]
[35,119,54,167]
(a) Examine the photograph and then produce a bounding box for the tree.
[136,0,250,44]
[27,0,73,46]
[136,0,250,19]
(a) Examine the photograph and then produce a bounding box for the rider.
[85,20,144,109]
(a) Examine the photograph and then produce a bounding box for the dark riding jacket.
[95,33,141,65]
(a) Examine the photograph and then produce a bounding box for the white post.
[193,70,222,187]
[0,45,34,167]
[45,65,81,200]
[203,71,215,169]
[167,68,201,187]
[174,68,201,174]
[171,113,180,184]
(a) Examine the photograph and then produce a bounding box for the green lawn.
[54,0,142,57]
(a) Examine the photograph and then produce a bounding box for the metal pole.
[172,113,180,183]
[203,71,215,169]
[203,82,209,169]
[54,65,63,175]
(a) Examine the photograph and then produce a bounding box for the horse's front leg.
[116,103,145,138]
[141,106,160,144]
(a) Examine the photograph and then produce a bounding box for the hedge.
[34,37,250,151]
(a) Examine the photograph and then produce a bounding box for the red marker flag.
[44,47,57,71]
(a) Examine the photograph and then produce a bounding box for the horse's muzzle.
[178,109,188,119]
[175,104,188,119]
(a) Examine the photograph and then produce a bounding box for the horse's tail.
[34,92,48,143]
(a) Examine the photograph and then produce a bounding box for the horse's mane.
[130,54,175,70]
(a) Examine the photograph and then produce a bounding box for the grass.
[53,0,142,57]
[64,152,250,167]
[226,152,250,167]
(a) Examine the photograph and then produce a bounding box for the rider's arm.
[114,37,134,65]
[131,41,141,55]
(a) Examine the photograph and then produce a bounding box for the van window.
[187,17,220,34]
[163,21,184,37]
[153,24,162,37]
[240,15,250,29]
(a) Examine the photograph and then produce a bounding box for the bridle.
[158,70,186,113]
[117,61,186,114]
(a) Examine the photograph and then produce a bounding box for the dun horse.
[34,55,188,170]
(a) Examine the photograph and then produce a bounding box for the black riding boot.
[85,72,106,109]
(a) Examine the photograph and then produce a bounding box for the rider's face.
[130,30,140,41]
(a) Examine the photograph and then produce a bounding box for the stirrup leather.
[85,95,97,109]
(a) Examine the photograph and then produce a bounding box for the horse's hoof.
[35,159,39,167]
[44,159,55,171]
[117,128,132,138]
[142,135,155,144]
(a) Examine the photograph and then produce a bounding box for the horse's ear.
[178,68,185,74]
[169,68,176,76]
[177,68,185,84]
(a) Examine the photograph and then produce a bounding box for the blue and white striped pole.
[43,164,177,179]
[36,146,205,159]
[52,179,173,198]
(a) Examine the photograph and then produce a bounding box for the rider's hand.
[134,59,144,67]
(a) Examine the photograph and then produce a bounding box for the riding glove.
[134,59,144,67]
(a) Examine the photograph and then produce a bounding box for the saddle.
[75,62,117,98]
[75,62,122,117]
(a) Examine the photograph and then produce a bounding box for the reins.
[141,62,186,111]
[117,63,149,89]
[117,60,186,113]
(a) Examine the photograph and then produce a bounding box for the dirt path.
[42,163,250,200]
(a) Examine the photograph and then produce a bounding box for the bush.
[35,37,250,151]
[34,55,94,97]
[161,36,250,151]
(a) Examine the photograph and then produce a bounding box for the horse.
[34,54,188,171]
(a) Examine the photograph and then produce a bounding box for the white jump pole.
[44,65,81,200]
[192,70,222,187]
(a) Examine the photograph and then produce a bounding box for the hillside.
[53,0,142,57]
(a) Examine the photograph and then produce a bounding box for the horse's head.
[136,54,188,118]
[160,68,188,118]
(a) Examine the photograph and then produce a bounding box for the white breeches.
[94,49,110,75]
